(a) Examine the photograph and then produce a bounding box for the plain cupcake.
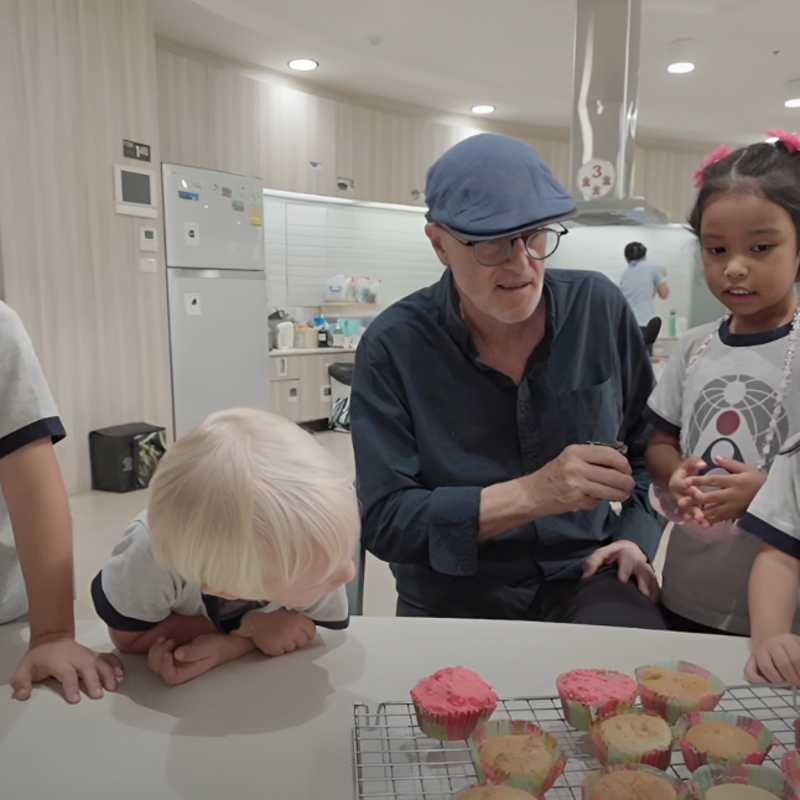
[635,661,725,724]
[582,764,692,800]
[591,712,673,770]
[451,784,539,800]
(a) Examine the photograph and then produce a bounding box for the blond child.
[1,300,124,703]
[91,408,358,686]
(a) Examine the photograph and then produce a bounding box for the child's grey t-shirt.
[619,260,666,325]
[647,318,800,634]
[91,512,350,633]
[0,302,66,624]
[740,433,800,557]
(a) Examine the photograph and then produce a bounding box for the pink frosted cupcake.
[590,712,673,771]
[635,661,725,725]
[556,669,638,732]
[411,667,498,741]
[675,712,776,772]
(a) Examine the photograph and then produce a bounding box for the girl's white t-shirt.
[647,318,800,634]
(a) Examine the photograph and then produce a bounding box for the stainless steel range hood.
[569,0,668,226]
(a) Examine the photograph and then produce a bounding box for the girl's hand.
[745,634,800,687]
[668,456,707,523]
[685,456,766,525]
[11,635,124,703]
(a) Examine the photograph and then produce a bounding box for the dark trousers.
[396,566,667,631]
[661,605,746,637]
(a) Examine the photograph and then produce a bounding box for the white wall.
[548,224,725,329]
[263,194,444,310]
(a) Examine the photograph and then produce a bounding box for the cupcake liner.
[635,661,726,725]
[468,720,568,798]
[589,711,673,771]
[581,764,694,800]
[556,670,638,732]
[675,712,776,772]
[782,751,800,788]
[413,703,494,741]
[692,764,800,799]
[450,785,536,800]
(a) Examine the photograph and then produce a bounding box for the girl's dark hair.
[689,141,800,250]
[624,241,647,262]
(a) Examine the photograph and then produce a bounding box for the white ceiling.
[153,0,800,144]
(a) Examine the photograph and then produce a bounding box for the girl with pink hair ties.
[644,130,800,647]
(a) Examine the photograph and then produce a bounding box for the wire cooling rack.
[352,685,799,799]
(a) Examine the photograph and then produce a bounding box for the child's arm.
[2,438,124,703]
[745,542,800,686]
[108,613,218,654]
[645,428,706,522]
[232,608,317,656]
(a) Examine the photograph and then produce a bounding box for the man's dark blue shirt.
[350,268,662,618]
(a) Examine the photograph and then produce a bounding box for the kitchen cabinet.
[269,348,355,423]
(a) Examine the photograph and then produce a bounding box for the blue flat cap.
[425,133,577,241]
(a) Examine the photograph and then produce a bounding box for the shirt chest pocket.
[561,377,621,445]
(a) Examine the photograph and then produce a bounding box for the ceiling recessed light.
[666,39,696,75]
[471,104,496,115]
[288,59,318,72]
[785,80,800,108]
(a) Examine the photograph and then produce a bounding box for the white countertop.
[0,617,751,800]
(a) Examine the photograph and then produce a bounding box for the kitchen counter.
[269,346,356,356]
[0,617,753,800]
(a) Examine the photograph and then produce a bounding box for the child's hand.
[147,633,255,687]
[235,608,317,657]
[668,456,707,523]
[685,456,766,525]
[745,634,800,687]
[11,635,124,703]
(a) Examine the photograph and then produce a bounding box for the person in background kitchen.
[0,300,124,703]
[619,241,670,352]
[350,133,666,627]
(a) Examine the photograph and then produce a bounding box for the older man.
[350,133,665,628]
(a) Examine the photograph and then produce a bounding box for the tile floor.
[71,429,669,623]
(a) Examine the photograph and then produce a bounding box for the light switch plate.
[139,257,157,273]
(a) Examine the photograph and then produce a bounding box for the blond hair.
[147,408,359,599]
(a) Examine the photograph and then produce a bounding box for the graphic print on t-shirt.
[686,374,788,475]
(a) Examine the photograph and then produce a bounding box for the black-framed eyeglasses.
[448,223,569,266]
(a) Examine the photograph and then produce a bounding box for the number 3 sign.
[576,158,616,200]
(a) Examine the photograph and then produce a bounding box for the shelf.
[319,302,385,317]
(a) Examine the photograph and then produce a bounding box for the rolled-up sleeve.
[350,338,482,576]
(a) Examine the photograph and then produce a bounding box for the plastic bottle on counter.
[332,322,345,347]
[293,322,307,349]
[356,276,371,303]
[367,278,382,304]
[276,321,294,350]
[314,317,329,347]
[668,308,677,337]
[303,324,318,349]
[346,277,357,301]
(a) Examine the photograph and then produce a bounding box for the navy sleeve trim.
[644,407,680,439]
[739,513,800,560]
[90,572,158,632]
[312,615,350,630]
[0,417,66,459]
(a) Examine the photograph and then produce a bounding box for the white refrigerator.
[162,164,269,438]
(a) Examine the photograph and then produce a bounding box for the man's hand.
[582,540,660,603]
[11,634,124,703]
[147,633,255,687]
[745,634,800,687]
[527,444,635,517]
[668,456,707,524]
[685,456,766,526]
[234,608,317,657]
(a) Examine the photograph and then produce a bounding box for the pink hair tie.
[766,128,800,153]
[692,144,733,189]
